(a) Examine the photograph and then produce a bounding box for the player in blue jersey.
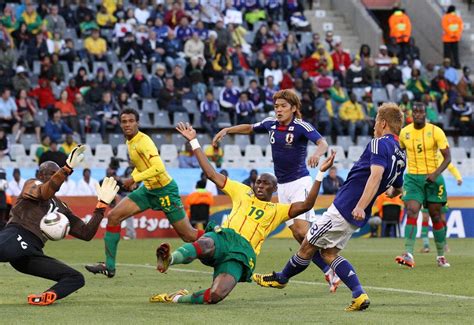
[252,103,406,311]
[212,89,340,290]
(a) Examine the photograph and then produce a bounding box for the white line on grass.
[110,263,474,301]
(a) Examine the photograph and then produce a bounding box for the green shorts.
[200,223,256,283]
[421,205,449,214]
[403,173,447,207]
[127,180,186,223]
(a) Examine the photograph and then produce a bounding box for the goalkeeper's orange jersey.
[128,131,172,189]
[221,178,291,255]
[399,123,449,174]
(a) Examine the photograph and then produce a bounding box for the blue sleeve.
[62,122,73,134]
[252,117,273,132]
[301,123,322,144]
[393,172,404,189]
[369,138,389,169]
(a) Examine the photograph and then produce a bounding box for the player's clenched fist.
[351,207,365,220]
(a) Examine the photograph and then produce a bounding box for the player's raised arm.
[288,150,336,218]
[177,122,226,188]
[212,124,253,146]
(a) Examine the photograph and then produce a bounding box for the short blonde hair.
[273,89,302,119]
[377,102,404,135]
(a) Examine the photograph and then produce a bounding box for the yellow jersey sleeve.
[221,178,252,199]
[447,163,462,181]
[434,126,449,150]
[131,135,167,183]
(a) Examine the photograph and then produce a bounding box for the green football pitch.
[1,238,473,324]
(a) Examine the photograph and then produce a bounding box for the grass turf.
[0,238,473,324]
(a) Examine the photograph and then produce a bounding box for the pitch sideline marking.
[109,263,474,301]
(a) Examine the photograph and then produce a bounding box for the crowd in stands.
[0,1,471,167]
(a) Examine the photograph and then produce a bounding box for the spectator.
[263,75,278,111]
[12,66,31,94]
[113,16,133,41]
[345,56,364,89]
[65,79,80,104]
[116,91,130,111]
[247,79,265,111]
[399,93,413,125]
[388,7,412,61]
[443,57,458,85]
[204,142,224,168]
[264,58,283,86]
[84,29,108,64]
[300,90,316,125]
[200,90,220,138]
[163,2,186,29]
[359,44,371,67]
[0,128,9,160]
[315,90,343,142]
[243,169,258,188]
[6,168,25,197]
[406,68,429,101]
[452,97,473,135]
[163,29,186,70]
[0,41,15,74]
[176,16,193,42]
[339,93,369,142]
[96,5,117,28]
[50,53,65,83]
[322,166,344,194]
[441,5,463,69]
[75,0,95,24]
[143,31,165,64]
[56,175,77,196]
[328,79,348,105]
[15,89,41,144]
[212,45,233,84]
[44,108,73,143]
[95,91,120,137]
[314,69,334,92]
[422,95,439,124]
[19,3,43,35]
[127,67,151,98]
[361,90,377,127]
[185,179,214,229]
[35,134,50,162]
[0,6,16,33]
[158,78,187,119]
[29,78,56,109]
[60,134,78,155]
[457,66,474,101]
[0,88,20,135]
[39,140,67,167]
[119,32,146,63]
[11,22,31,51]
[179,142,200,168]
[311,44,333,72]
[285,32,301,60]
[382,57,404,102]
[323,30,335,52]
[215,18,232,49]
[26,32,48,66]
[272,42,291,70]
[362,58,381,87]
[184,32,204,59]
[74,92,99,142]
[79,13,99,37]
[46,31,65,56]
[253,24,270,52]
[236,92,257,126]
[331,41,351,81]
[76,168,100,196]
[375,44,391,71]
[172,65,192,98]
[55,90,79,132]
[219,78,240,125]
[74,66,90,89]
[151,64,166,97]
[44,5,66,36]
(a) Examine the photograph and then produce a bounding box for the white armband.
[315,171,325,182]
[189,138,201,150]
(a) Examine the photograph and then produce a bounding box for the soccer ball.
[40,212,70,241]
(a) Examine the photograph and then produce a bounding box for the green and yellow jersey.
[128,131,172,190]
[221,178,291,255]
[399,123,449,175]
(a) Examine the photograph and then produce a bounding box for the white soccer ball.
[40,212,70,241]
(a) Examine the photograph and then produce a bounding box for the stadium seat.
[112,63,131,79]
[213,87,223,100]
[348,145,364,162]
[223,144,242,160]
[160,144,178,167]
[245,145,264,159]
[154,111,172,129]
[173,112,190,124]
[356,135,371,147]
[20,134,39,152]
[33,60,41,75]
[352,88,365,101]
[73,62,90,75]
[116,144,128,161]
[95,144,114,163]
[256,112,269,121]
[254,133,269,148]
[183,99,199,114]
[151,133,168,148]
[217,112,231,128]
[328,145,346,163]
[36,109,47,127]
[373,88,388,103]
[171,133,187,148]
[447,136,455,147]
[265,144,272,157]
[108,133,125,150]
[196,133,212,146]
[450,147,468,161]
[336,136,353,151]
[9,144,27,161]
[0,155,16,168]
[85,133,103,150]
[235,134,251,151]
[142,99,158,112]
[28,144,41,162]
[458,136,473,151]
[138,112,154,128]
[128,98,140,111]
[58,61,70,76]
[93,61,110,74]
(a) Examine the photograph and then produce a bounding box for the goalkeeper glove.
[95,177,120,206]
[65,145,86,170]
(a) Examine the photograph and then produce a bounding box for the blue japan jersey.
[333,134,406,227]
[253,117,322,183]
